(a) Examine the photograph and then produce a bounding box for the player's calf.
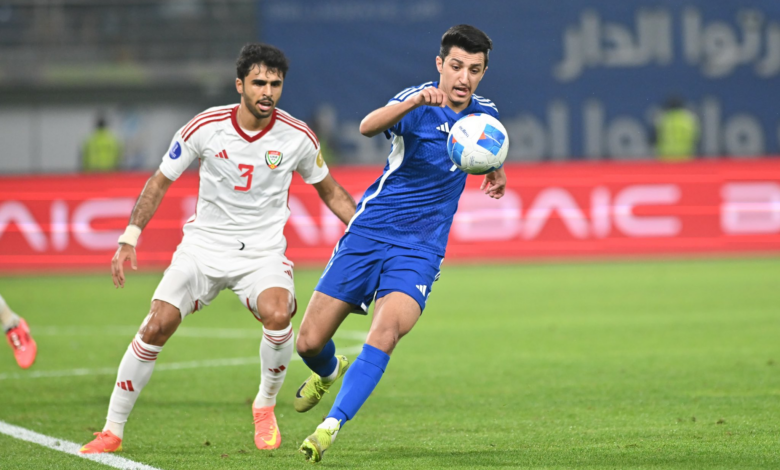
[253,323,294,449]
[82,305,174,454]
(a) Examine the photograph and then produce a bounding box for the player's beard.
[450,84,470,107]
[243,92,274,120]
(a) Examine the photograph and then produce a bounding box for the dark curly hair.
[236,43,290,80]
[439,25,493,67]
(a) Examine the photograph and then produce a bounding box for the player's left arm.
[313,174,357,225]
[480,167,506,199]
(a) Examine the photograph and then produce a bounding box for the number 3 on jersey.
[235,164,254,191]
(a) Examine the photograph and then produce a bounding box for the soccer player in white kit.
[80,43,357,454]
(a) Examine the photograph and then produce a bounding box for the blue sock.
[327,343,390,424]
[300,339,338,377]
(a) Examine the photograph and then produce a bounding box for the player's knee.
[139,322,163,345]
[366,327,400,354]
[138,320,177,346]
[139,301,181,345]
[296,334,323,357]
[259,308,290,330]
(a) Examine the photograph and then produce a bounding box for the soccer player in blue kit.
[295,24,506,462]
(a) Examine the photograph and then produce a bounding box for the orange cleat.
[253,405,281,450]
[80,430,123,454]
[6,318,36,369]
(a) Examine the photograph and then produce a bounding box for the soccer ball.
[447,113,509,175]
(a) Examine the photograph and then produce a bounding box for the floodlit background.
[1,0,780,172]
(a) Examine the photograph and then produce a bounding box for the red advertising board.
[1,160,779,273]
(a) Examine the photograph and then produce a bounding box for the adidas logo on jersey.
[416,285,427,296]
[436,122,451,134]
[215,150,229,159]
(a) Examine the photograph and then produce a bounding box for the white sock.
[0,295,20,333]
[318,417,341,438]
[104,420,124,439]
[254,325,294,408]
[105,335,163,439]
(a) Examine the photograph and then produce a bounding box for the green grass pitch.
[0,257,778,469]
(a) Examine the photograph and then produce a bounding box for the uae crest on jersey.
[265,150,283,169]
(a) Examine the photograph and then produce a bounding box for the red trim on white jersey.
[183,115,231,142]
[182,107,232,137]
[276,111,319,148]
[231,105,277,142]
[276,109,314,131]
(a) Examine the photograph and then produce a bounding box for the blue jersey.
[346,81,499,256]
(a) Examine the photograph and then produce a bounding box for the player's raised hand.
[413,87,447,108]
[111,243,138,288]
[480,167,507,199]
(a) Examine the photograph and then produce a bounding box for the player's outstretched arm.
[359,88,448,138]
[480,167,506,200]
[111,170,174,288]
[313,174,357,225]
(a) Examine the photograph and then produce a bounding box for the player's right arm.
[112,123,200,288]
[359,87,447,137]
[111,170,174,288]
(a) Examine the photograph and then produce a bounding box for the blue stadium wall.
[260,0,780,162]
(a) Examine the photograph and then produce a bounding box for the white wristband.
[117,225,142,247]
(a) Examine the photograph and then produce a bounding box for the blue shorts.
[315,233,443,314]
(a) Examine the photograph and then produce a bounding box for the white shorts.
[152,244,296,321]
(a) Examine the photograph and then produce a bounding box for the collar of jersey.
[230,105,277,143]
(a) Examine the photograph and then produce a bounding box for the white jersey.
[159,104,328,254]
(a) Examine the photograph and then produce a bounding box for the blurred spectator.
[651,95,700,162]
[311,103,339,164]
[82,115,123,172]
